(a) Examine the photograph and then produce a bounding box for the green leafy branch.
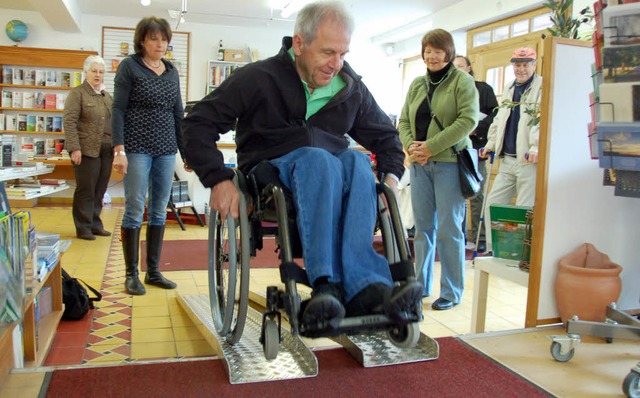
[543,0,594,40]
[498,99,541,127]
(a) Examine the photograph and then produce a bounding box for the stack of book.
[35,231,60,281]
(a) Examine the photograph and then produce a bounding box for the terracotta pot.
[555,243,622,324]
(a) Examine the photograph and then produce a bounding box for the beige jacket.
[63,81,113,157]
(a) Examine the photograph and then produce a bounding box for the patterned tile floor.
[17,204,527,367]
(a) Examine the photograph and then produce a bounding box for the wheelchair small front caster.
[387,322,420,349]
[263,318,280,360]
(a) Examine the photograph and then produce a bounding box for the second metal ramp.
[332,331,439,367]
[251,289,440,367]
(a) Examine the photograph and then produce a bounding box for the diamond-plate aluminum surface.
[332,331,439,367]
[178,294,318,384]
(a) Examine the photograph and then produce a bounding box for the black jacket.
[471,81,499,151]
[182,37,405,188]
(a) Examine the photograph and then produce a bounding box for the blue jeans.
[269,147,392,302]
[410,160,465,303]
[122,153,176,228]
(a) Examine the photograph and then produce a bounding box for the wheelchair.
[207,161,422,360]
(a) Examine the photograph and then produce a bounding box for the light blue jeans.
[269,147,392,302]
[411,160,466,303]
[122,153,176,228]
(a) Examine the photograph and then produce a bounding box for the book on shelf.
[2,145,13,167]
[2,66,12,84]
[35,70,46,87]
[33,139,45,155]
[12,68,23,85]
[45,116,53,132]
[45,139,56,155]
[11,91,22,108]
[34,92,45,109]
[55,93,66,110]
[5,115,16,131]
[1,91,11,107]
[24,69,35,86]
[60,72,71,87]
[26,115,36,132]
[0,114,4,131]
[54,139,65,154]
[71,71,82,87]
[35,116,45,133]
[22,91,34,109]
[52,117,62,132]
[40,178,66,186]
[45,71,57,87]
[17,114,27,131]
[44,93,56,110]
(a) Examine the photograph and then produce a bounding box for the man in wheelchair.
[182,1,422,334]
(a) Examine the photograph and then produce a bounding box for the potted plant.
[543,0,594,39]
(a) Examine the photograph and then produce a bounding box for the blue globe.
[6,20,28,44]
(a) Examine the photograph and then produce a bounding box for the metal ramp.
[331,332,439,367]
[179,293,440,383]
[177,294,318,384]
[250,289,440,367]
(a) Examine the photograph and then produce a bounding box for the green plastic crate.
[490,204,532,261]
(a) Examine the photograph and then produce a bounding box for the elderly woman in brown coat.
[63,55,113,240]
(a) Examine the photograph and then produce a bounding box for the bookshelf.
[0,172,64,383]
[0,46,97,163]
[206,60,247,95]
[0,164,69,207]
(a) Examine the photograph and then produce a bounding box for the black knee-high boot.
[122,227,146,295]
[144,225,177,289]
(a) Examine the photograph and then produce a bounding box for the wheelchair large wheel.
[208,196,251,344]
[377,194,401,264]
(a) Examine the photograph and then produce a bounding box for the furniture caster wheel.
[387,322,420,349]
[623,369,640,397]
[550,341,575,362]
[263,318,280,360]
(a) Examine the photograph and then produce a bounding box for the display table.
[471,256,529,334]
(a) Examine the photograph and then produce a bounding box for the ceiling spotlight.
[141,0,151,6]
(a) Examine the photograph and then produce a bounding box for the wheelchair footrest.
[331,330,440,367]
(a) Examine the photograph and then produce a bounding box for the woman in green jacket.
[398,29,478,311]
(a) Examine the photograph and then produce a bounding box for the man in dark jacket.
[183,1,421,332]
[454,55,498,252]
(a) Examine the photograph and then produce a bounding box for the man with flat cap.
[479,47,542,254]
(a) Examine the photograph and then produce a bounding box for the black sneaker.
[345,283,387,317]
[301,283,345,331]
[383,281,423,321]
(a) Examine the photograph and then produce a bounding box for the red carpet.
[140,238,283,271]
[44,337,549,397]
[142,237,476,272]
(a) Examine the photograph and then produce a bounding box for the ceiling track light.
[141,0,150,6]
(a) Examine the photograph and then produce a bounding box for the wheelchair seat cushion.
[248,160,283,195]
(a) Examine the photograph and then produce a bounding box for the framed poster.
[101,26,190,105]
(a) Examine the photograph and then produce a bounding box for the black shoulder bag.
[422,77,483,199]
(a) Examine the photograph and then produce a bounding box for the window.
[493,25,510,42]
[467,8,552,50]
[532,13,553,31]
[512,20,530,37]
[473,31,492,47]
[486,65,516,99]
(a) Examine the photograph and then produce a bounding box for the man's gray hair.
[294,1,354,44]
[83,55,106,72]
